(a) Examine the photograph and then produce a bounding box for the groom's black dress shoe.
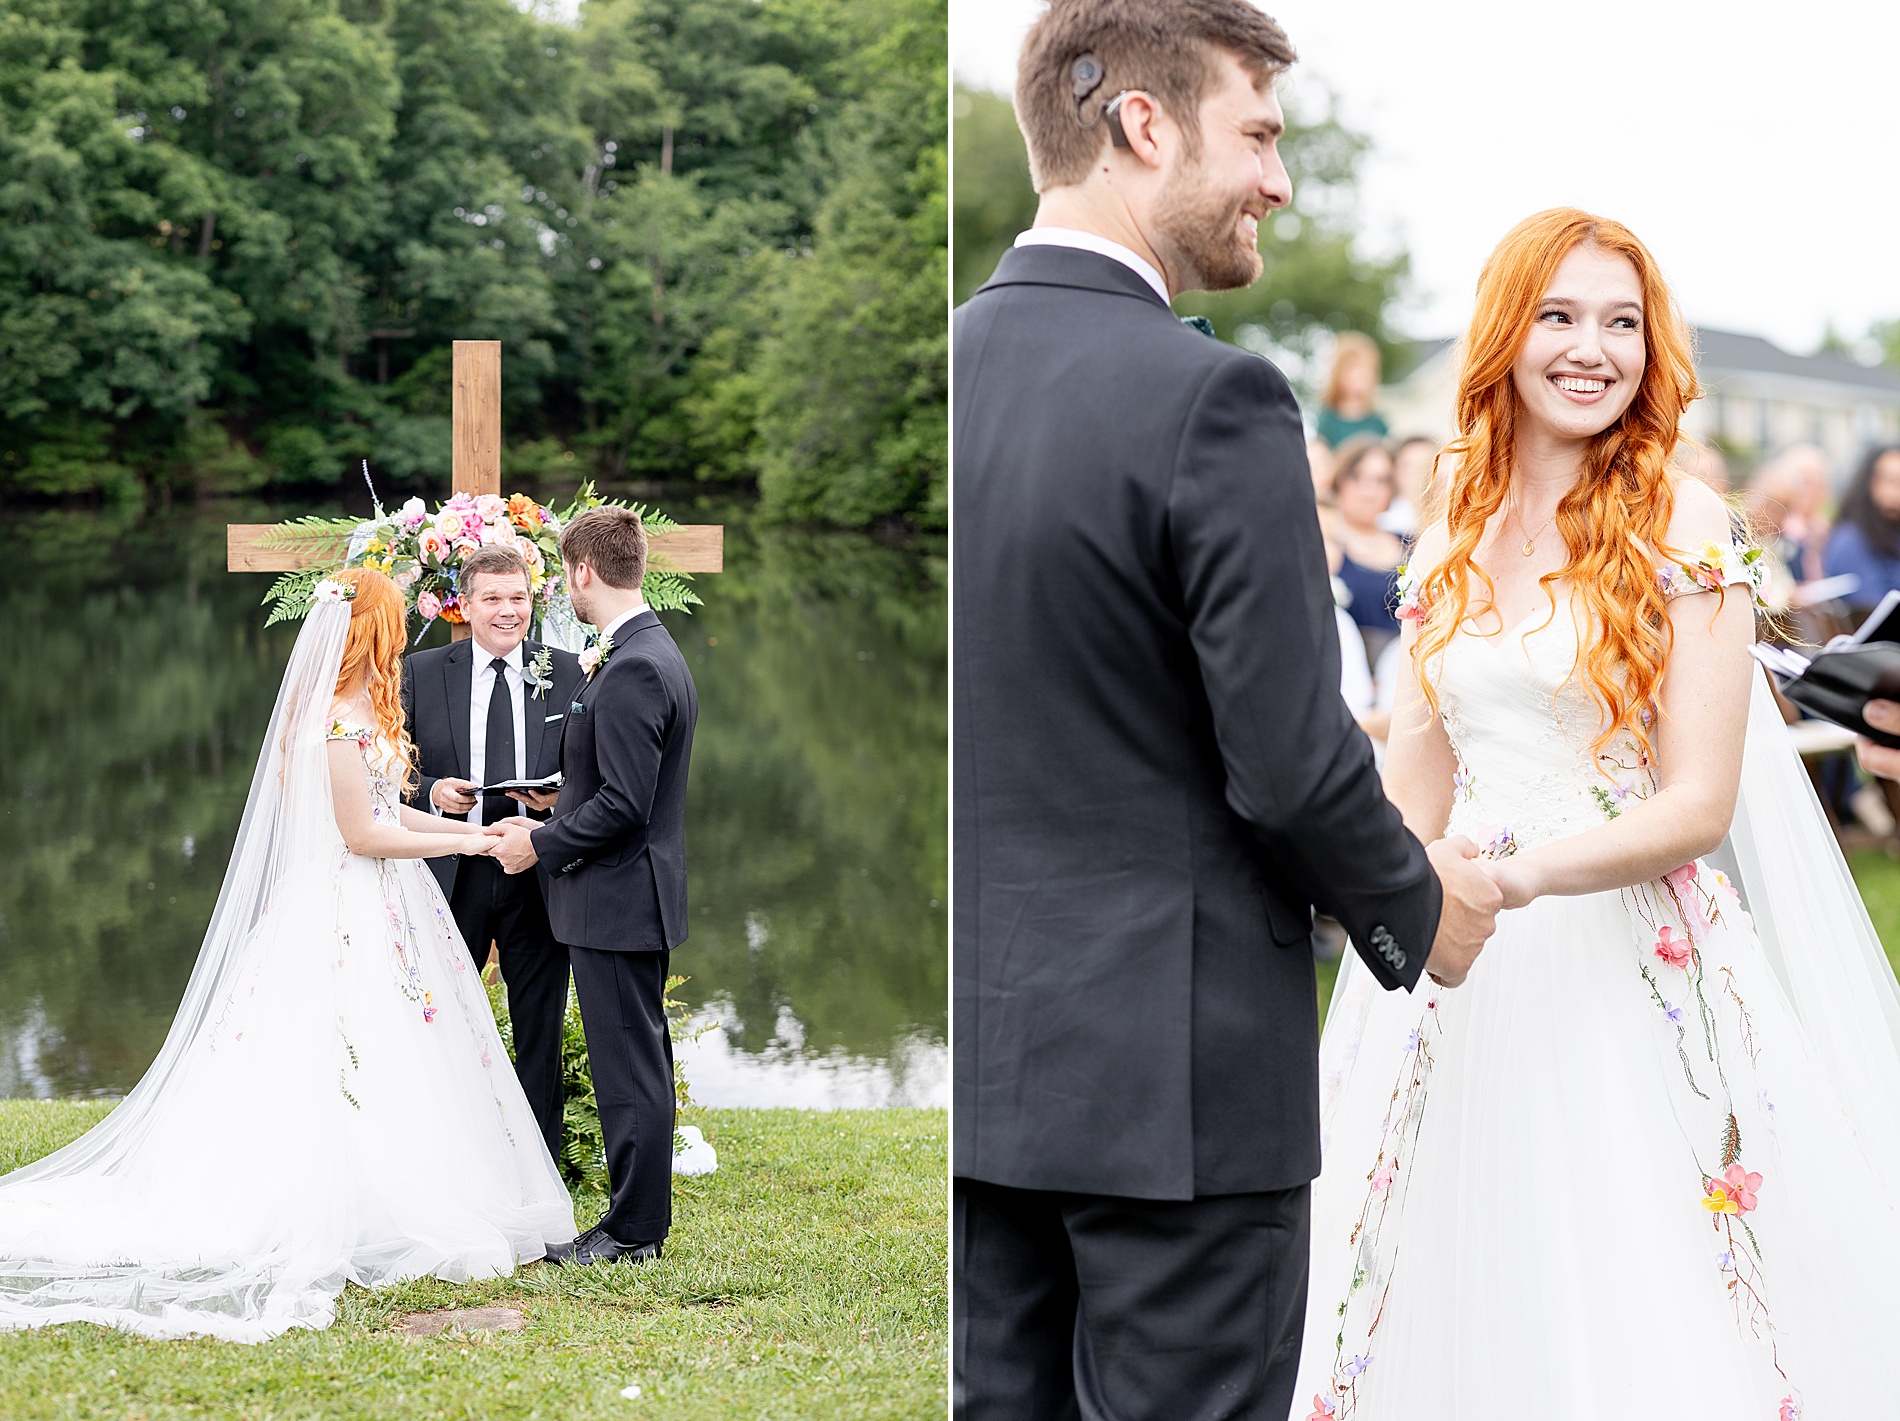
[545,1226,662,1266]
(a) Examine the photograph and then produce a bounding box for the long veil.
[1317,666,1900,1178]
[0,598,355,1331]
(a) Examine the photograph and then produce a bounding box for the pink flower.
[418,528,450,563]
[1306,1397,1337,1421]
[1780,1396,1801,1421]
[432,507,464,539]
[384,900,403,924]
[475,493,507,520]
[1369,1162,1396,1197]
[1653,925,1692,970]
[460,512,486,541]
[1396,598,1424,624]
[444,492,475,513]
[1662,861,1713,938]
[393,567,419,590]
[1703,1163,1762,1215]
[416,589,443,621]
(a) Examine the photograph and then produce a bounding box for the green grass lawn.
[0,1106,946,1421]
[1315,850,1900,1016]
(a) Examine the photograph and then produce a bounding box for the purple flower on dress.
[1405,1027,1423,1051]
[1342,1354,1373,1379]
[1663,1001,1684,1024]
[1715,1250,1734,1271]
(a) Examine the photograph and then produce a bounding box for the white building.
[1379,328,1900,478]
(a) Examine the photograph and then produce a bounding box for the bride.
[0,568,574,1342]
[1296,210,1900,1417]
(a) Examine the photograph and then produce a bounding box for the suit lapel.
[522,639,549,772]
[444,640,472,778]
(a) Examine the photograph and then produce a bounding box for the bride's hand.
[1481,856,1538,910]
[457,831,501,857]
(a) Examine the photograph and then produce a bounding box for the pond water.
[0,494,946,1109]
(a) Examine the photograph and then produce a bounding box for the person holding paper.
[401,544,584,1158]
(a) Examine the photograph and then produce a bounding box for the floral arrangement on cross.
[256,481,700,631]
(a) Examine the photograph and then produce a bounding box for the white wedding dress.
[1296,559,1900,1419]
[0,592,574,1342]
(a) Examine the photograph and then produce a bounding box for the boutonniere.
[578,635,614,680]
[525,646,554,699]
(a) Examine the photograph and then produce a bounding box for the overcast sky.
[954,0,1900,354]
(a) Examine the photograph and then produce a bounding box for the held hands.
[431,777,479,814]
[1857,700,1900,780]
[485,817,541,875]
[1423,836,1503,989]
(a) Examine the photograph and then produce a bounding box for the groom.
[487,506,698,1265]
[953,3,1502,1417]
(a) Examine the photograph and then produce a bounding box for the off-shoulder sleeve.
[326,719,374,745]
[1657,541,1766,605]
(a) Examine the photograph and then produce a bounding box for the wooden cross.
[225,341,724,638]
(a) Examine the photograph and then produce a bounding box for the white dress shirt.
[1013,226,1170,306]
[596,603,648,652]
[467,640,527,827]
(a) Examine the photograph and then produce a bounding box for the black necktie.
[483,657,516,826]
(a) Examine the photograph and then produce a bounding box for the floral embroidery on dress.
[1657,540,1766,607]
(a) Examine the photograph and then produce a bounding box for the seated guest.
[1748,443,1834,582]
[1823,444,1900,615]
[402,546,585,1160]
[1380,434,1437,538]
[1331,435,1406,663]
[1317,506,1385,744]
[1314,331,1388,449]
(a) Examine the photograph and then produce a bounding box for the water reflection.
[0,499,945,1108]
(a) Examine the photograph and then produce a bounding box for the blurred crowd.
[1301,331,1900,768]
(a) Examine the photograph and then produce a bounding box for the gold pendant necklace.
[1515,501,1558,557]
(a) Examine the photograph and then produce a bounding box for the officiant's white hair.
[1015,0,1295,190]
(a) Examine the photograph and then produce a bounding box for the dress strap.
[1657,541,1766,604]
[326,719,375,745]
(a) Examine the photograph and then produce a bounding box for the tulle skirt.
[1295,860,1900,1419]
[0,849,575,1343]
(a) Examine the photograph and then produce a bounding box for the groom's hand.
[1423,836,1502,989]
[487,818,540,875]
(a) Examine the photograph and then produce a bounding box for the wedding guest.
[1380,433,1437,537]
[1313,331,1388,448]
[402,545,584,1159]
[1747,443,1833,582]
[1823,444,1900,615]
[1318,506,1385,742]
[1332,435,1406,661]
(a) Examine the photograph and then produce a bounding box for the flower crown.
[313,579,358,604]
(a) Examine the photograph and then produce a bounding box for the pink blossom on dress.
[1369,1162,1396,1198]
[1662,861,1713,938]
[1306,1396,1337,1421]
[1653,925,1692,969]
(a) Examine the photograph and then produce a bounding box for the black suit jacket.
[531,610,697,952]
[953,245,1442,1201]
[401,637,585,898]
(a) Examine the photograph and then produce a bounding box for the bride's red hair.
[332,568,417,795]
[1412,208,1702,764]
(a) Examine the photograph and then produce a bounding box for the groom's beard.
[1151,158,1266,294]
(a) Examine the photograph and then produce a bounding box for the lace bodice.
[1419,544,1763,853]
[327,719,405,824]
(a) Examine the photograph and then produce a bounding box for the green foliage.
[0,0,946,528]
[949,80,1412,387]
[0,1101,948,1419]
[951,86,1037,302]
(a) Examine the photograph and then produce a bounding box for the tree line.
[0,0,946,528]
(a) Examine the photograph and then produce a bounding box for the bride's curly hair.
[332,568,418,795]
[1411,207,1702,765]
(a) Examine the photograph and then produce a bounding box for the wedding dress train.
[0,592,574,1342]
[1296,568,1900,1419]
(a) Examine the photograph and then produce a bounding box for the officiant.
[402,544,584,1159]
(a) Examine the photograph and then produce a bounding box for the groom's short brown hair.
[1015,0,1296,191]
[559,506,648,589]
